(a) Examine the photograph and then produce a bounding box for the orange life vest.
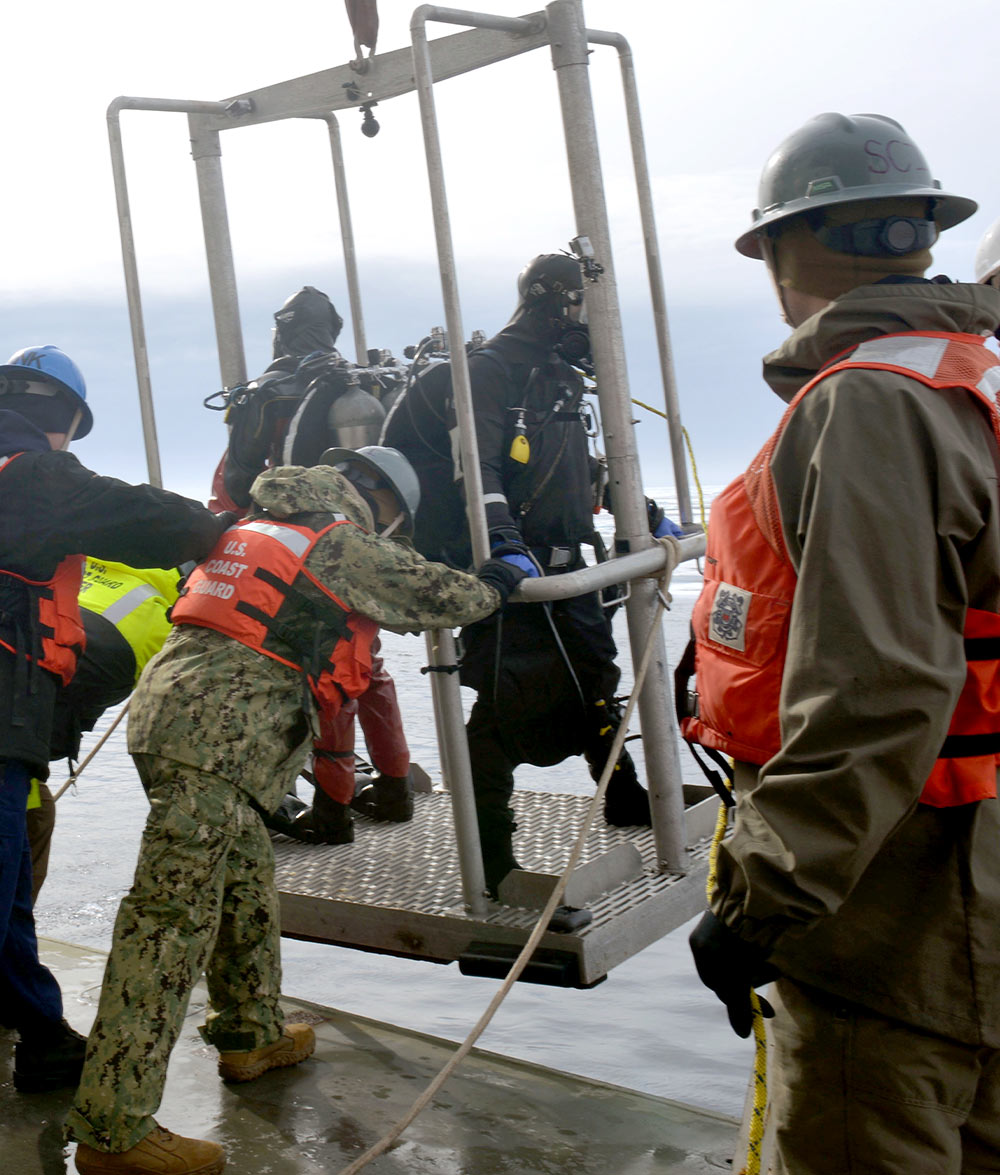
[681,331,1000,808]
[171,516,378,714]
[0,452,86,687]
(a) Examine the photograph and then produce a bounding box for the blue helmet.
[0,345,92,437]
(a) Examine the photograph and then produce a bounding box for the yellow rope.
[706,773,767,1175]
[744,990,769,1175]
[629,400,708,532]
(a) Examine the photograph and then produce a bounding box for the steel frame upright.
[106,2,703,918]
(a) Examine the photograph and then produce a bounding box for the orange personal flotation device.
[0,453,85,701]
[171,515,378,713]
[680,332,1000,807]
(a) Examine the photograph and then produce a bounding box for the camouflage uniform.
[67,466,500,1153]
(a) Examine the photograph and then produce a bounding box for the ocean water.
[34,489,755,1121]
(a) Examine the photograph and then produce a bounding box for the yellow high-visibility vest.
[78,559,180,681]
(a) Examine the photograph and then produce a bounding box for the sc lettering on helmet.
[864,138,929,178]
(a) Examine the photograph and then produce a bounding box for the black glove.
[477,557,529,606]
[689,910,778,1038]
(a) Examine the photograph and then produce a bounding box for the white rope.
[336,540,680,1175]
[52,699,130,801]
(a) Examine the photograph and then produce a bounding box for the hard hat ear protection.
[814,215,937,257]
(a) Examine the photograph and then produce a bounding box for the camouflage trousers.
[65,755,284,1153]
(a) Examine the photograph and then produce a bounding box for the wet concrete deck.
[2,938,738,1173]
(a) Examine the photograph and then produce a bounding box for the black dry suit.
[383,318,619,765]
[218,287,348,508]
[382,325,599,568]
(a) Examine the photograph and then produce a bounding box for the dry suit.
[383,323,641,892]
[208,287,408,827]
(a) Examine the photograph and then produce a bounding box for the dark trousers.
[0,761,62,1034]
[462,583,623,882]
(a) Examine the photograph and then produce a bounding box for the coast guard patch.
[709,582,750,651]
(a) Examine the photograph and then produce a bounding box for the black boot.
[14,1018,88,1093]
[289,787,354,845]
[602,750,652,827]
[584,698,652,827]
[261,792,310,837]
[479,817,521,901]
[351,772,414,823]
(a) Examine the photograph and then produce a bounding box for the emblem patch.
[709,582,751,651]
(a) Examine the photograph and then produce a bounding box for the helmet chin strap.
[758,236,796,327]
[378,511,405,539]
[58,407,83,451]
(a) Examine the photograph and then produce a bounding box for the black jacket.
[0,410,224,774]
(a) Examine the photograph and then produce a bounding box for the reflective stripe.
[483,493,509,506]
[239,522,316,558]
[849,335,949,378]
[27,778,41,811]
[100,583,158,625]
[979,366,1000,399]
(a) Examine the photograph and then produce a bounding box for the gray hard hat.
[736,112,978,259]
[975,214,1000,285]
[320,445,420,537]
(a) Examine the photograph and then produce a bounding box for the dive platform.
[274,786,720,988]
[5,938,739,1175]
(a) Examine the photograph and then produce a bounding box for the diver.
[383,253,678,897]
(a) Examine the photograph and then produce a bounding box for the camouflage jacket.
[128,466,500,811]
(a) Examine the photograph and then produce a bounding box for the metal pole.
[426,628,489,916]
[188,114,247,392]
[514,533,704,602]
[323,115,368,364]
[412,7,506,570]
[546,0,688,872]
[587,30,693,528]
[107,97,230,486]
[409,5,540,909]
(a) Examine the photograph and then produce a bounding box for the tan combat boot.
[217,1021,315,1083]
[74,1124,225,1174]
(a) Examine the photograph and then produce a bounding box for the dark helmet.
[736,113,977,259]
[272,286,344,360]
[509,254,589,358]
[516,253,585,310]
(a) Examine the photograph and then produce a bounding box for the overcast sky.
[3,1,997,501]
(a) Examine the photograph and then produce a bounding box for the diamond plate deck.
[275,790,716,986]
